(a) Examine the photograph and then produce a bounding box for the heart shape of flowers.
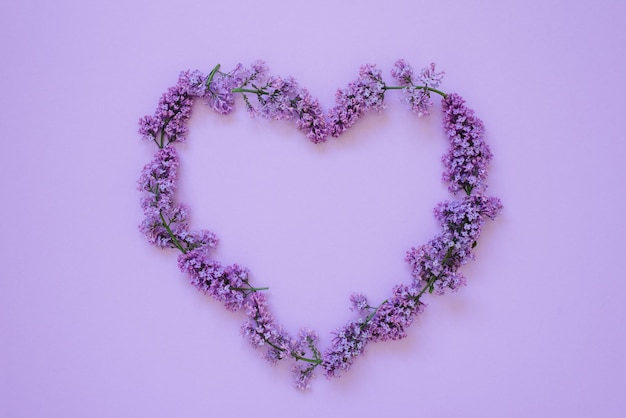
[137,60,503,390]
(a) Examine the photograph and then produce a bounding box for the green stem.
[384,85,447,98]
[158,130,165,149]
[159,211,186,253]
[362,299,388,327]
[231,286,269,292]
[417,277,436,298]
[206,64,221,88]
[293,354,322,365]
[261,336,322,365]
[231,87,266,95]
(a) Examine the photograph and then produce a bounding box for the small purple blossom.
[241,293,295,364]
[368,285,425,342]
[349,293,369,313]
[255,75,300,120]
[137,147,219,252]
[391,59,414,85]
[290,328,321,390]
[441,93,492,194]
[138,146,179,214]
[431,271,466,295]
[419,63,444,88]
[402,86,434,117]
[328,64,386,137]
[177,249,249,311]
[394,62,444,117]
[138,70,205,144]
[321,319,370,378]
[406,193,502,294]
[232,63,329,143]
[203,64,253,115]
[293,88,329,143]
[139,203,190,249]
[249,60,269,79]
[292,364,316,390]
[178,70,208,97]
[291,327,320,357]
[178,229,219,251]
[138,115,163,144]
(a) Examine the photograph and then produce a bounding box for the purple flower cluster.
[291,328,320,390]
[137,146,186,248]
[405,194,502,295]
[203,63,273,115]
[321,319,370,378]
[390,59,414,85]
[254,75,300,120]
[292,88,329,143]
[138,146,179,213]
[349,293,369,313]
[178,248,250,311]
[137,146,218,252]
[237,63,329,143]
[241,293,325,389]
[203,68,239,115]
[391,60,444,117]
[292,364,315,390]
[368,285,425,342]
[321,285,426,377]
[328,64,386,137]
[441,93,493,194]
[241,293,294,363]
[138,70,206,145]
[139,202,190,249]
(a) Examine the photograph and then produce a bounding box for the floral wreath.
[137,59,503,390]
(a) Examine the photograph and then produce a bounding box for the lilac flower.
[289,328,321,389]
[178,70,207,97]
[394,62,444,117]
[241,293,295,363]
[441,93,493,194]
[349,293,369,313]
[177,249,249,311]
[292,364,316,390]
[137,146,180,214]
[368,285,425,342]
[406,194,502,294]
[418,63,444,88]
[233,63,329,143]
[177,247,212,286]
[138,71,205,144]
[137,146,222,253]
[203,64,251,115]
[249,60,269,79]
[138,115,163,144]
[210,263,248,311]
[293,88,329,143]
[431,271,466,295]
[178,229,219,251]
[288,327,318,358]
[138,212,171,248]
[255,75,300,120]
[139,203,190,249]
[402,86,434,117]
[391,59,414,85]
[476,194,503,220]
[328,64,386,137]
[321,319,370,378]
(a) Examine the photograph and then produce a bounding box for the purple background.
[2,0,625,416]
